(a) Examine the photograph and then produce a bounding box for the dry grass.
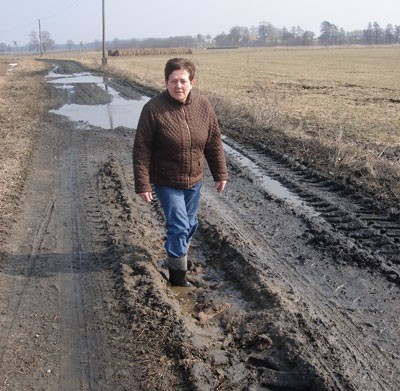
[116,48,192,57]
[38,46,400,201]
[0,58,50,249]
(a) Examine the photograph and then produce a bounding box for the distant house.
[248,34,258,43]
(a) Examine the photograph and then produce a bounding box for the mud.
[0,60,399,390]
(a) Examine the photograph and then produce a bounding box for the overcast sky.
[1,0,399,46]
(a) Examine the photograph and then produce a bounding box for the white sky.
[0,0,399,46]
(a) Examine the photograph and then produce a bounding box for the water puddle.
[7,63,18,73]
[46,66,149,129]
[223,138,319,217]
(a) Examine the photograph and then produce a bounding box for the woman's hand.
[215,181,227,194]
[139,192,153,203]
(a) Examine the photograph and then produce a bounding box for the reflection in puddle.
[223,139,319,216]
[7,63,18,73]
[47,66,150,129]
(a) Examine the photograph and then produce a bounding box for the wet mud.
[0,60,398,390]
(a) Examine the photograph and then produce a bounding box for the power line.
[0,0,80,34]
[41,0,81,22]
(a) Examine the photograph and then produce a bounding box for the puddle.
[223,138,320,217]
[7,63,18,73]
[47,66,149,129]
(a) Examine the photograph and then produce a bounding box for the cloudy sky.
[0,0,398,46]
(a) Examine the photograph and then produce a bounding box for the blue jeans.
[154,182,202,258]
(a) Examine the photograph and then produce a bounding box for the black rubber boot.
[168,268,191,287]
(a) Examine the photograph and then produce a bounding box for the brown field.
[12,46,400,200]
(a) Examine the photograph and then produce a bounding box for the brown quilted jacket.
[133,90,228,193]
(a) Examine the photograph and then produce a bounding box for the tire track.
[223,137,400,282]
[201,186,398,390]
[0,196,55,369]
[55,129,123,390]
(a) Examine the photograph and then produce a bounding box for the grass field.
[14,46,400,199]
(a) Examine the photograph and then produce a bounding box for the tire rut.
[223,137,400,283]
[55,130,112,389]
[0,196,55,367]
[200,182,398,390]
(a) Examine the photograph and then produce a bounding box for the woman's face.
[166,69,195,103]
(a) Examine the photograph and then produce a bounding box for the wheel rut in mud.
[222,137,400,283]
[0,60,398,390]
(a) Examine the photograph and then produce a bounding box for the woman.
[133,58,228,286]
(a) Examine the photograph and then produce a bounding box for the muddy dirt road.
[0,60,399,390]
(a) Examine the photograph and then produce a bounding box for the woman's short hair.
[164,58,195,82]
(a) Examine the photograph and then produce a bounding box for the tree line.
[0,34,198,54]
[1,19,399,55]
[319,21,400,45]
[107,20,400,50]
[210,20,400,47]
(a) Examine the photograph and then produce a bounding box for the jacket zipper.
[181,106,192,188]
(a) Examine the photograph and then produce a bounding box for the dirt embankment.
[0,59,399,390]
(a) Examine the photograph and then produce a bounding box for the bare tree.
[113,37,120,49]
[364,22,374,44]
[319,21,339,45]
[214,32,228,47]
[302,30,315,46]
[385,24,394,44]
[66,40,74,50]
[395,25,400,43]
[41,31,55,52]
[228,26,241,46]
[257,22,269,44]
[372,22,384,44]
[29,30,39,52]
[0,42,8,54]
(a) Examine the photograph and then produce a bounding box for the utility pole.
[102,0,107,65]
[38,19,43,57]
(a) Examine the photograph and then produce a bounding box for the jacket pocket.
[191,158,204,177]
[156,159,179,171]
[154,159,180,181]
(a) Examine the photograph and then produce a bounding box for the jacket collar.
[164,89,192,106]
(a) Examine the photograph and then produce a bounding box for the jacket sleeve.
[204,102,228,182]
[133,104,156,193]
